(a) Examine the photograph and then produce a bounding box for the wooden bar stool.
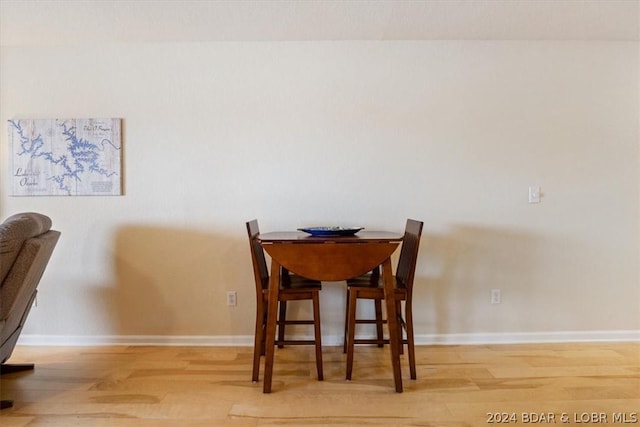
[246,220,323,383]
[344,219,423,381]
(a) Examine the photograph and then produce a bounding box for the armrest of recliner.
[0,230,60,322]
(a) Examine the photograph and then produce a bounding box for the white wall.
[1,37,638,344]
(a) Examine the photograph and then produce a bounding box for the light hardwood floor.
[0,342,638,426]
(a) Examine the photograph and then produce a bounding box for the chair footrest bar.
[279,320,315,325]
[352,339,409,345]
[0,363,35,375]
[277,340,318,345]
[353,338,390,345]
[355,319,387,324]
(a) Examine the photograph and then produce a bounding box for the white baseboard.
[17,334,253,347]
[17,330,640,347]
[413,330,640,345]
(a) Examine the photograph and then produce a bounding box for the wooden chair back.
[395,219,424,292]
[246,219,269,292]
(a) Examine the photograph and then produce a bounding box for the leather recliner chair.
[0,212,60,409]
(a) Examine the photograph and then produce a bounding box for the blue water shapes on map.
[9,119,121,195]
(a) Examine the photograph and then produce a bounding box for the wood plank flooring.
[1,342,638,426]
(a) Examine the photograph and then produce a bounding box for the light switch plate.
[528,186,541,203]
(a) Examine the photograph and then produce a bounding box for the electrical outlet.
[491,289,501,304]
[226,291,237,307]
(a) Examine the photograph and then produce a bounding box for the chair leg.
[405,301,416,380]
[260,315,267,356]
[252,305,264,382]
[345,289,358,380]
[277,301,287,348]
[374,299,384,347]
[396,300,404,355]
[343,287,351,354]
[312,293,323,381]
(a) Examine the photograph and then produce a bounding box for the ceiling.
[1,0,638,46]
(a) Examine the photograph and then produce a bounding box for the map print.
[8,118,122,196]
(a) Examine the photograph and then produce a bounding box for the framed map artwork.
[8,118,122,196]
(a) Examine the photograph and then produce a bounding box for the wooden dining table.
[257,230,405,393]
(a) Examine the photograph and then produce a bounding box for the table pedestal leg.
[382,258,403,392]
